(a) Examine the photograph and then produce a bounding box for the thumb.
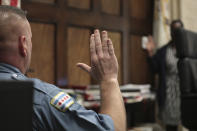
[76,63,91,74]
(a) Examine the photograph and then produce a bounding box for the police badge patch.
[50,92,74,112]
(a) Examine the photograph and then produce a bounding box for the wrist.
[100,79,119,91]
[100,78,118,85]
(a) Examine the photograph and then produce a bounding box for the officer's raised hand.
[77,29,118,83]
[77,29,126,131]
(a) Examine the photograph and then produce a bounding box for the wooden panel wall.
[129,35,151,83]
[27,0,55,4]
[67,27,91,85]
[128,0,154,84]
[27,22,55,84]
[67,0,90,10]
[22,0,153,86]
[101,0,120,15]
[129,0,153,34]
[130,0,152,19]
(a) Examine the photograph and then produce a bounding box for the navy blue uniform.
[0,63,114,131]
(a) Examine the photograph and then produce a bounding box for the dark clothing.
[148,41,181,125]
[166,125,178,131]
[148,43,171,108]
[0,63,114,131]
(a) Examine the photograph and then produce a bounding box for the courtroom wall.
[180,0,197,32]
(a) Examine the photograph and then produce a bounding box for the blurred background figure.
[145,20,184,131]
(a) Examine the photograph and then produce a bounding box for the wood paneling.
[128,0,153,84]
[129,0,153,19]
[67,0,90,10]
[22,0,153,86]
[101,0,120,15]
[129,35,152,84]
[27,0,55,4]
[67,27,91,85]
[108,31,122,84]
[27,22,55,84]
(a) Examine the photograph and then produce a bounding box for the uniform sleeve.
[34,93,114,131]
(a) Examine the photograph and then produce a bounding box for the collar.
[0,63,22,74]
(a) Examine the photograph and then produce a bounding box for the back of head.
[0,5,26,18]
[0,5,27,54]
[170,19,184,40]
[0,6,31,74]
[170,19,184,29]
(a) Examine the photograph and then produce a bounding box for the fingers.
[94,30,103,57]
[90,34,96,56]
[76,63,91,74]
[107,38,115,56]
[92,29,115,57]
[101,31,109,56]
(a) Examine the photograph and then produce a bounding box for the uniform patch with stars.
[50,92,74,112]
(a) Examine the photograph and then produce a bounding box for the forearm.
[99,79,126,131]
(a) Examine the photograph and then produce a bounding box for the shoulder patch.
[50,92,74,112]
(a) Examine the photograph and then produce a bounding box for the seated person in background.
[0,5,126,131]
[145,20,184,131]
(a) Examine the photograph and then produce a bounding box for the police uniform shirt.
[0,63,114,131]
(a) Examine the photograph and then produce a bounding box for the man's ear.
[19,35,27,57]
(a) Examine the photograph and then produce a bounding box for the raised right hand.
[77,29,118,83]
[146,35,155,57]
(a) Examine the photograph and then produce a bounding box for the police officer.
[0,5,126,131]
